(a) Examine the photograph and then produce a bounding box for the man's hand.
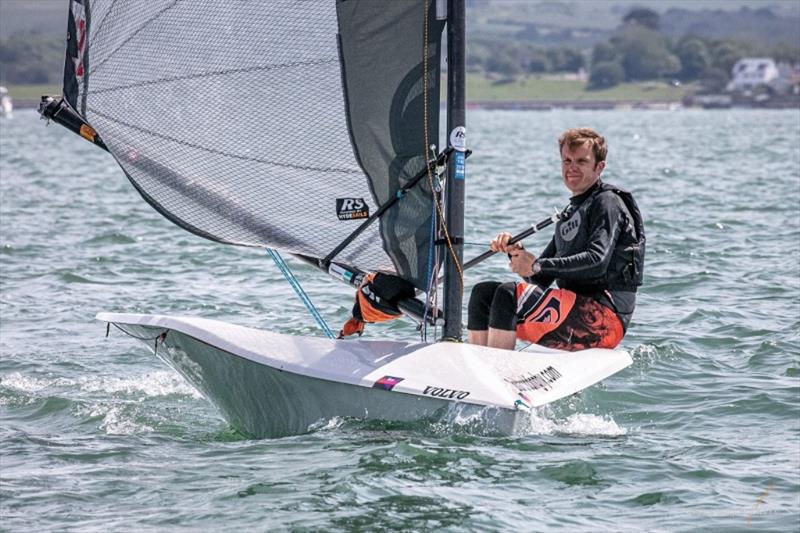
[489,232,522,253]
[508,248,537,277]
[489,233,537,277]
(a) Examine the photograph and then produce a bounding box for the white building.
[728,58,779,91]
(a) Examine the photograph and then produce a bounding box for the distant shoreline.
[10,97,798,111]
[7,78,799,111]
[467,100,682,110]
[9,97,678,110]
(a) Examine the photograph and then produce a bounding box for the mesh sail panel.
[65,0,442,289]
[337,0,444,289]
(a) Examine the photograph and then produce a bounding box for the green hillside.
[464,75,692,102]
[6,78,692,107]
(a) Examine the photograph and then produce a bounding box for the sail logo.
[450,126,466,152]
[336,198,369,220]
[529,296,561,323]
[70,2,87,79]
[423,385,470,400]
[559,212,581,241]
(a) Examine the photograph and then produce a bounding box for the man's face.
[560,142,605,195]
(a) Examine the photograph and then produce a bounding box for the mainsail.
[59,0,445,291]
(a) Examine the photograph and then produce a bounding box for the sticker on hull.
[373,375,404,391]
[505,366,563,393]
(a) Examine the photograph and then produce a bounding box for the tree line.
[467,8,800,91]
[0,32,64,85]
[587,9,798,90]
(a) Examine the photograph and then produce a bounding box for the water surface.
[1,108,799,530]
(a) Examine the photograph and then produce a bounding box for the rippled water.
[2,108,799,530]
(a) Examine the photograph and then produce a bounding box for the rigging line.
[422,2,463,293]
[428,248,441,341]
[266,249,335,339]
[422,194,438,342]
[88,107,362,176]
[421,1,433,343]
[89,57,338,97]
[89,0,180,77]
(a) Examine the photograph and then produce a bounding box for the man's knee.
[471,281,500,301]
[488,282,517,331]
[468,281,502,331]
[492,282,516,307]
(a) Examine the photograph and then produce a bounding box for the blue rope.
[265,249,335,339]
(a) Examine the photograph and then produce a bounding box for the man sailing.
[467,128,645,351]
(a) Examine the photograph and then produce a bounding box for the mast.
[442,0,466,340]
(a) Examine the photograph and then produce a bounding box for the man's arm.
[536,193,626,281]
[525,238,555,287]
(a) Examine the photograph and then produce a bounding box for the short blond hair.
[558,128,608,164]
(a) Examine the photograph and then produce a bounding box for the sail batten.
[90,107,362,176]
[62,0,444,290]
[88,59,341,97]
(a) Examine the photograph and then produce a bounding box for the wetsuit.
[468,180,645,350]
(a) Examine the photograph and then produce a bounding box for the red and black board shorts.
[515,283,624,351]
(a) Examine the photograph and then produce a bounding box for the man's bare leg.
[487,327,517,350]
[468,329,488,346]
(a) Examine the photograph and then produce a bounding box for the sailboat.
[41,0,631,438]
[0,86,12,118]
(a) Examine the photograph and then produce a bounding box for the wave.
[59,272,125,285]
[0,370,200,399]
[521,407,627,437]
[82,232,137,245]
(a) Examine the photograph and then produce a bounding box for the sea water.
[1,108,798,531]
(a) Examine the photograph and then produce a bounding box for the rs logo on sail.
[423,385,470,400]
[336,198,369,220]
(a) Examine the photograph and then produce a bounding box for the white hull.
[0,96,12,117]
[97,313,632,438]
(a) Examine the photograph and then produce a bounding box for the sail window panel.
[86,2,340,92]
[86,66,359,177]
[92,113,391,264]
